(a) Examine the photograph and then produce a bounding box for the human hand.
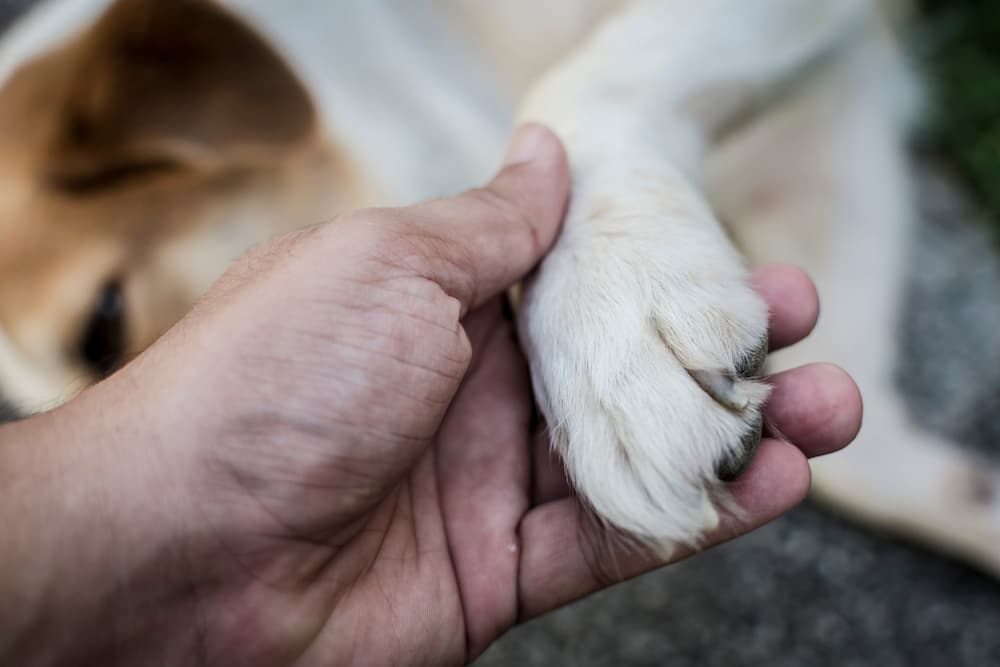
[0,126,861,666]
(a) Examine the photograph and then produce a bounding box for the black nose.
[0,396,19,424]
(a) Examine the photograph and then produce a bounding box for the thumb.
[399,123,569,313]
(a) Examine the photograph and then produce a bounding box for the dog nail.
[735,334,769,378]
[689,369,749,411]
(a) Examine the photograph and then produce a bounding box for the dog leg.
[515,0,872,551]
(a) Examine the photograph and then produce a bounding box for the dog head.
[0,0,358,415]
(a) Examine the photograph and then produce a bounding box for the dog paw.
[518,189,770,552]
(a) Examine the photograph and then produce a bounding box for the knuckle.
[335,211,430,276]
[467,186,542,255]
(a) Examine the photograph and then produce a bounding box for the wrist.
[0,377,201,665]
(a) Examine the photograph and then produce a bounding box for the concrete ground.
[3,3,999,665]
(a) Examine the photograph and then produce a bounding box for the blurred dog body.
[1,0,998,570]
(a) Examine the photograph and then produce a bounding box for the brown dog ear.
[45,0,316,191]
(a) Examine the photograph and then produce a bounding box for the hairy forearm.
[0,384,198,665]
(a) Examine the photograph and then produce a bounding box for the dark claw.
[689,335,769,412]
[716,412,764,482]
[735,334,769,378]
[690,335,767,480]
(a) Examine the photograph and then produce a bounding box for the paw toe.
[688,369,751,411]
[715,411,764,482]
[736,334,769,378]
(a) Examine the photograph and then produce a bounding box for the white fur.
[512,0,876,548]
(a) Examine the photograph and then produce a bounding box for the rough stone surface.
[898,167,1000,454]
[2,4,999,666]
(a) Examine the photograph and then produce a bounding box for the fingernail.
[503,123,548,166]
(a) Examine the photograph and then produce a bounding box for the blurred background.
[2,1,998,665]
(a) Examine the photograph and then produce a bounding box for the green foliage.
[917,0,1000,229]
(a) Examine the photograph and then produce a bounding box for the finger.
[396,124,570,313]
[517,438,809,620]
[531,425,572,504]
[765,363,862,458]
[750,264,820,351]
[435,300,535,643]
